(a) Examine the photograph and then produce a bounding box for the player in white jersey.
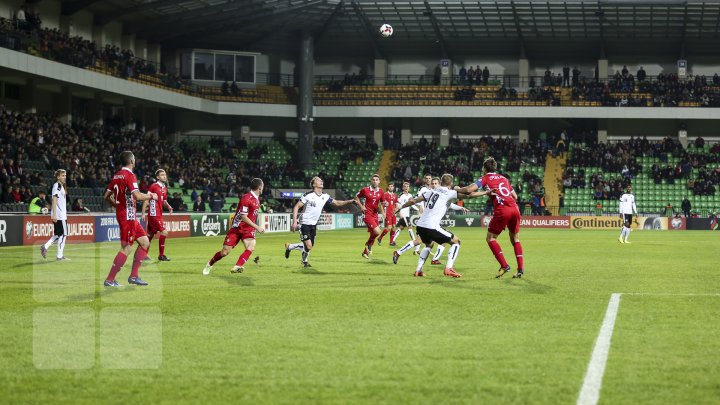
[41,169,70,261]
[618,185,638,243]
[393,181,417,246]
[428,177,469,265]
[410,174,433,254]
[284,177,355,267]
[392,174,491,277]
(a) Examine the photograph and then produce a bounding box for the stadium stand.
[563,138,720,216]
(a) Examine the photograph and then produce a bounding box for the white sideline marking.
[577,293,621,405]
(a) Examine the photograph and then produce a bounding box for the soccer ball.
[379,24,393,37]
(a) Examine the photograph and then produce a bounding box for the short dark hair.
[118,151,134,166]
[250,178,263,190]
[371,174,380,180]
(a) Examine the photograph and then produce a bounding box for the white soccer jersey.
[397,192,412,218]
[299,191,333,225]
[416,187,457,229]
[619,193,637,214]
[415,185,431,208]
[51,182,67,220]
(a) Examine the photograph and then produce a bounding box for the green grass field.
[1,228,718,404]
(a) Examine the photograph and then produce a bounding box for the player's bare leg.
[300,239,313,267]
[231,238,256,273]
[203,244,233,275]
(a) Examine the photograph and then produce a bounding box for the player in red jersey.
[455,157,525,278]
[377,183,398,246]
[203,178,265,275]
[141,169,173,262]
[102,151,159,287]
[353,174,385,259]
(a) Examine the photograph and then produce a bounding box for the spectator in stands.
[562,65,570,87]
[458,66,467,84]
[221,81,230,96]
[434,64,441,85]
[230,81,239,96]
[193,195,206,212]
[681,196,692,217]
[637,66,647,82]
[482,66,489,85]
[572,67,580,86]
[72,197,91,212]
[11,186,21,203]
[168,192,183,212]
[209,191,224,212]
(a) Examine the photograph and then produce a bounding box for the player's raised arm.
[396,196,423,214]
[292,199,305,231]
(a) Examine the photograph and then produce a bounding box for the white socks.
[416,247,431,272]
[397,240,415,255]
[57,235,66,258]
[432,245,445,261]
[445,244,460,269]
[44,235,59,250]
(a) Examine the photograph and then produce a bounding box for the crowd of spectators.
[565,135,720,200]
[457,65,490,85]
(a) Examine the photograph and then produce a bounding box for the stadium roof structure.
[55,0,720,58]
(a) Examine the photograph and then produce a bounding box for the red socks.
[209,251,223,266]
[380,229,389,239]
[131,246,148,278]
[487,240,509,268]
[512,241,524,270]
[235,249,252,267]
[389,230,396,244]
[159,235,166,256]
[366,234,377,248]
[106,252,128,281]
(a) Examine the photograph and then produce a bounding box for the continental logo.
[571,217,624,229]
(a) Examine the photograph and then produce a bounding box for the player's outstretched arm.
[396,197,422,215]
[240,213,265,233]
[331,199,355,208]
[454,183,479,194]
[132,190,157,202]
[292,200,305,231]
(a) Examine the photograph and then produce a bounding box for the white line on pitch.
[621,293,720,297]
[577,293,622,405]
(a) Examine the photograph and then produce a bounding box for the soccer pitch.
[1,229,718,404]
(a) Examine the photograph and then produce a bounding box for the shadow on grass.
[217,274,255,287]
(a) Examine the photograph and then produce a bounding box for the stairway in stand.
[377,150,397,190]
[543,152,567,215]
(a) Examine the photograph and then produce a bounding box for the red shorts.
[488,206,521,235]
[385,214,397,226]
[120,220,146,245]
[223,227,255,247]
[363,215,379,231]
[147,217,165,235]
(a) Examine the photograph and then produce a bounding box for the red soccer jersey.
[475,172,518,209]
[356,186,384,218]
[107,167,139,222]
[231,191,260,231]
[382,191,398,216]
[147,182,167,219]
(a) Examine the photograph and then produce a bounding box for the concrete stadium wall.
[34,0,61,30]
[0,0,22,19]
